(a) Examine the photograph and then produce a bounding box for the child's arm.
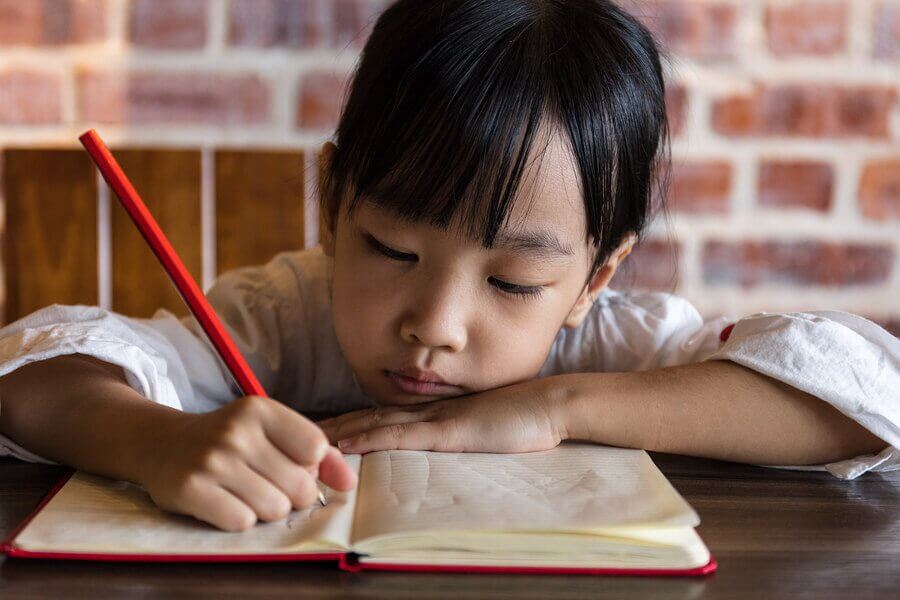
[557,361,888,466]
[0,353,175,481]
[0,353,355,531]
[319,363,886,465]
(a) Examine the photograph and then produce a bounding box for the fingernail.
[337,438,351,450]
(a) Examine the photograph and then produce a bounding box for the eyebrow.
[360,200,575,261]
[493,229,576,261]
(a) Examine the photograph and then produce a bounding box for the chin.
[374,393,455,407]
[375,386,473,407]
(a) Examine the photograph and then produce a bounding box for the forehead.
[500,124,586,242]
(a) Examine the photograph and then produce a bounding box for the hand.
[318,377,570,454]
[138,395,358,532]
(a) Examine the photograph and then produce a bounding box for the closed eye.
[365,233,545,300]
[488,277,544,299]
[365,233,417,261]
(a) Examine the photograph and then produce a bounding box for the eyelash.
[365,235,545,301]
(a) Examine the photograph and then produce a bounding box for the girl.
[1,0,897,533]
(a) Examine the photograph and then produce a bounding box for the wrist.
[545,371,662,450]
[72,376,190,486]
[125,399,193,487]
[537,373,588,443]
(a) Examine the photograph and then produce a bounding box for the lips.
[385,368,459,396]
[392,366,450,385]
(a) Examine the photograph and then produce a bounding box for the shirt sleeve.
[0,254,297,465]
[562,290,900,480]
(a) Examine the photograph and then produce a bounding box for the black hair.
[320,0,671,289]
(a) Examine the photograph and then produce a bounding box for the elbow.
[818,419,888,465]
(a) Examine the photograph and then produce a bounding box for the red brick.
[228,0,381,49]
[129,0,206,49]
[0,69,62,124]
[77,70,271,125]
[666,84,688,137]
[859,159,900,220]
[765,1,847,56]
[629,1,738,61]
[0,0,41,45]
[296,70,351,130]
[333,0,380,50]
[228,0,326,48]
[758,160,833,211]
[0,0,106,45]
[668,161,732,213]
[702,241,894,287]
[874,1,900,59]
[712,85,896,138]
[610,239,680,291]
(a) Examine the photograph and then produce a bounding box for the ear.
[562,233,636,330]
[319,141,337,258]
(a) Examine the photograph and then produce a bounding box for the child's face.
[323,130,631,407]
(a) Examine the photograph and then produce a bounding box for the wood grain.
[2,450,898,599]
[2,150,98,324]
[110,149,203,318]
[215,150,306,275]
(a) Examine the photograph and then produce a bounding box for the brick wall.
[0,0,898,333]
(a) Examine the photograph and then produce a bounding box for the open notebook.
[2,443,716,576]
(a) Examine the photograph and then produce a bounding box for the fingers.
[336,422,445,454]
[316,408,379,436]
[319,407,433,443]
[221,461,294,523]
[255,398,330,467]
[153,476,257,532]
[246,440,322,509]
[317,445,358,491]
[147,397,362,533]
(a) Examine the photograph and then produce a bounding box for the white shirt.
[0,245,897,479]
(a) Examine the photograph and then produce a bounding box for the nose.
[399,274,469,353]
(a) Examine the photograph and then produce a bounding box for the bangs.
[321,0,669,265]
[352,63,550,248]
[325,2,552,249]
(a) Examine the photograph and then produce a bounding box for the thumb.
[316,445,358,492]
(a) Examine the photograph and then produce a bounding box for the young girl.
[1,0,897,533]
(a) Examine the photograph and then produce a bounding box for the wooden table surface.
[1,453,898,599]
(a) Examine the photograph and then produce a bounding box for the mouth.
[384,370,461,396]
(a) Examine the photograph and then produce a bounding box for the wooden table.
[2,453,898,599]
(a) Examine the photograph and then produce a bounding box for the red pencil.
[78,129,327,505]
[79,129,266,397]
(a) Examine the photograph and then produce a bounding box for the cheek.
[330,264,395,355]
[473,309,563,386]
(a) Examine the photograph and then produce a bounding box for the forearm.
[556,360,887,466]
[0,354,187,482]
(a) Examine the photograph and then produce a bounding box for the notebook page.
[351,443,698,545]
[15,455,361,556]
[355,527,711,570]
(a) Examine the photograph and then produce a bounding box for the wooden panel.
[110,149,203,319]
[215,150,306,274]
[2,149,98,324]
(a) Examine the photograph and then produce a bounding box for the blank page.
[351,443,697,545]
